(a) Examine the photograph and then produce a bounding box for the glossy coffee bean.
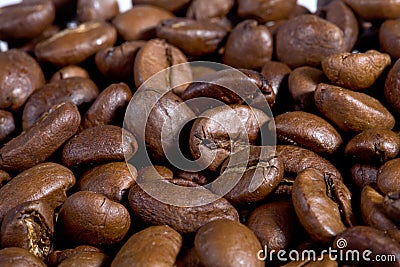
[137,165,174,182]
[380,20,400,59]
[0,102,80,173]
[275,111,342,155]
[187,0,234,20]
[261,61,291,96]
[223,20,272,69]
[77,0,119,22]
[112,5,174,41]
[343,0,400,20]
[62,125,138,167]
[57,251,110,267]
[35,21,117,66]
[131,0,191,12]
[322,50,391,90]
[111,225,182,267]
[237,0,297,22]
[0,162,75,224]
[48,245,104,266]
[315,83,395,133]
[0,247,46,267]
[195,219,263,267]
[350,164,379,189]
[0,49,45,111]
[385,58,400,114]
[22,77,98,130]
[0,200,54,260]
[384,191,400,224]
[0,0,55,40]
[0,110,15,142]
[49,65,90,82]
[175,169,209,185]
[276,15,345,68]
[377,158,400,195]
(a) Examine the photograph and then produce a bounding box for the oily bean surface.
[58,251,110,267]
[77,0,119,22]
[49,65,90,82]
[261,61,291,96]
[187,0,234,20]
[384,191,400,224]
[343,0,400,20]
[385,58,400,115]
[350,164,379,189]
[131,0,191,12]
[0,247,47,267]
[0,110,15,142]
[47,245,103,266]
[380,19,400,59]
[237,0,297,22]
[377,158,400,195]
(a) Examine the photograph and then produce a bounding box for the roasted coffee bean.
[380,19,400,59]
[246,200,298,251]
[48,245,104,267]
[343,0,400,20]
[81,83,132,129]
[22,77,98,130]
[194,219,263,267]
[315,83,395,133]
[0,200,54,260]
[35,21,117,66]
[0,0,55,41]
[276,15,345,68]
[383,191,400,224]
[156,18,228,57]
[49,65,90,82]
[275,111,342,155]
[0,170,11,189]
[0,49,45,111]
[62,125,138,168]
[223,20,272,69]
[111,225,182,267]
[137,165,174,182]
[377,158,400,195]
[190,105,270,171]
[0,247,47,267]
[292,168,351,244]
[58,191,131,246]
[350,164,379,189]
[175,169,209,185]
[333,226,400,267]
[288,66,326,111]
[95,41,146,82]
[276,145,342,180]
[0,110,14,142]
[360,185,400,242]
[261,61,291,96]
[175,247,203,267]
[214,146,283,205]
[0,102,80,173]
[77,162,137,202]
[128,179,239,234]
[289,4,310,18]
[133,39,192,94]
[77,0,119,22]
[187,0,234,20]
[0,162,75,224]
[57,251,110,267]
[237,0,296,22]
[131,0,191,12]
[345,128,400,163]
[317,0,358,51]
[385,58,400,114]
[182,68,275,113]
[112,5,174,41]
[322,50,391,90]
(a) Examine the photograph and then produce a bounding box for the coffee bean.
[77,0,119,22]
[350,164,379,189]
[175,247,203,267]
[343,0,400,20]
[111,225,182,267]
[0,200,54,260]
[0,49,45,111]
[175,169,209,185]
[58,251,110,267]
[194,219,263,267]
[0,170,11,189]
[385,58,400,114]
[0,162,75,225]
[58,191,131,246]
[0,0,55,41]
[137,165,174,182]
[112,5,174,41]
[377,158,400,195]
[315,83,395,133]
[261,61,291,96]
[275,111,342,155]
[237,0,297,22]
[22,77,98,130]
[62,125,138,167]
[0,110,15,142]
[49,65,90,82]
[35,21,117,66]
[322,50,391,90]
[131,0,191,12]
[276,15,345,68]
[48,245,104,266]
[380,20,400,59]
[0,102,80,173]
[187,0,234,20]
[156,18,228,57]
[77,162,137,202]
[223,20,273,69]
[0,247,47,267]
[383,191,400,224]
[345,128,400,163]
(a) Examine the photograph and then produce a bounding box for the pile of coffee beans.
[1,0,400,266]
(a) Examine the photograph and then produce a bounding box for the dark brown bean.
[385,58,400,114]
[0,170,11,189]
[0,0,55,40]
[112,5,174,41]
[0,247,47,267]
[275,111,342,155]
[0,49,45,111]
[58,251,110,267]
[0,200,54,260]
[237,0,296,22]
[131,0,191,12]
[261,61,291,96]
[175,170,209,185]
[187,0,234,20]
[223,20,272,69]
[377,158,400,195]
[78,162,137,202]
[0,102,80,173]
[315,83,395,133]
[77,0,119,22]
[0,110,15,142]
[111,225,182,267]
[48,245,104,267]
[383,191,400,224]
[62,125,138,168]
[195,219,263,267]
[137,165,174,182]
[276,15,345,68]
[58,191,131,246]
[22,77,98,130]
[350,164,379,189]
[81,83,132,129]
[0,162,75,225]
[380,19,400,59]
[343,0,400,20]
[49,65,90,82]
[35,21,117,66]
